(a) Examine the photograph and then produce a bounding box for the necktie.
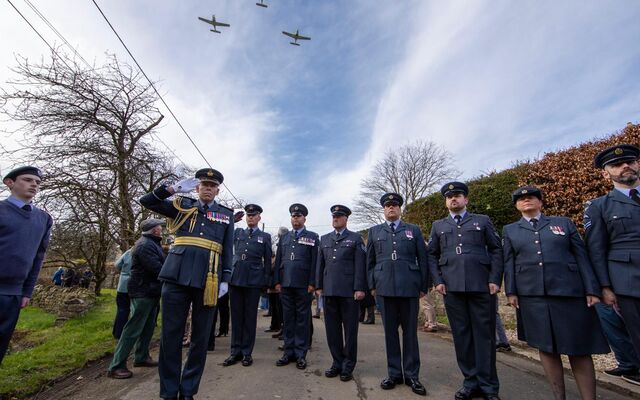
[203,203,209,213]
[530,218,538,229]
[630,189,640,205]
[248,228,254,237]
[390,223,396,232]
[336,231,341,239]
[454,215,462,225]
[22,204,31,211]
[296,230,301,239]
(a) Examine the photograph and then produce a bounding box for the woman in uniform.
[503,186,609,400]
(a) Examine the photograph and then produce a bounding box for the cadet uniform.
[367,193,429,395]
[427,182,502,399]
[585,145,640,375]
[504,187,608,356]
[139,168,234,400]
[316,205,367,381]
[274,204,319,368]
[225,204,272,366]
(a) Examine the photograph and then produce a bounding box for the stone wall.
[30,284,96,321]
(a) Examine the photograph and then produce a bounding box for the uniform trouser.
[495,299,509,346]
[159,283,215,398]
[280,287,312,360]
[112,291,131,339]
[0,295,21,365]
[444,291,499,394]
[323,296,360,374]
[269,292,283,330]
[595,303,640,370]
[109,297,159,370]
[616,295,640,368]
[420,290,437,328]
[229,285,261,357]
[379,296,420,379]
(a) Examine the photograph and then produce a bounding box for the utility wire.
[90,0,242,204]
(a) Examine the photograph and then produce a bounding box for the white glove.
[172,177,199,194]
[218,282,229,298]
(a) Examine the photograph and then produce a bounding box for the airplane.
[197,15,230,33]
[256,0,268,8]
[282,30,311,46]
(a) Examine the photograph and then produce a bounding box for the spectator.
[113,248,133,340]
[51,267,64,286]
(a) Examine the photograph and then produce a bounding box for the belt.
[175,237,223,253]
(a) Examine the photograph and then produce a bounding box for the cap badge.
[207,170,214,176]
[389,195,394,200]
[614,148,624,155]
[448,184,454,190]
[294,206,299,211]
[522,189,528,194]
[333,206,339,211]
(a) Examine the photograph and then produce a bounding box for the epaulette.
[218,203,234,213]
[177,195,198,206]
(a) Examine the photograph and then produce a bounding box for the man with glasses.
[585,144,640,386]
[274,203,319,370]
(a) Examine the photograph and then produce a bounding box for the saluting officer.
[504,186,608,399]
[584,144,640,386]
[428,182,503,400]
[223,204,272,367]
[367,193,429,396]
[274,203,319,370]
[140,168,234,400]
[316,205,366,382]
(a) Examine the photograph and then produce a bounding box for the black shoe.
[222,354,242,367]
[277,345,284,351]
[107,368,133,379]
[405,378,427,396]
[242,355,253,366]
[362,319,375,325]
[178,396,193,400]
[296,358,307,369]
[313,314,321,319]
[325,367,340,378]
[496,343,512,352]
[484,395,501,400]
[272,330,283,338]
[161,397,177,400]
[380,376,403,390]
[207,344,215,352]
[604,367,638,377]
[215,331,228,337]
[340,372,353,382]
[455,387,482,400]
[622,374,640,386]
[276,355,291,366]
[263,313,272,317]
[264,328,279,332]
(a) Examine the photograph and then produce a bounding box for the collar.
[335,228,346,235]
[614,185,640,197]
[523,213,542,222]
[449,210,467,220]
[198,199,216,209]
[385,219,400,227]
[247,226,260,233]
[7,195,32,210]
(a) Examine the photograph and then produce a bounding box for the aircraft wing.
[198,17,214,26]
[297,34,310,40]
[282,31,296,39]
[216,22,230,27]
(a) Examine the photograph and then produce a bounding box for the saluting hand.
[172,177,199,194]
[586,295,600,307]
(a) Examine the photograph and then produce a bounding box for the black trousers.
[323,296,360,373]
[0,295,21,365]
[444,291,499,394]
[379,296,420,379]
[159,283,215,398]
[208,291,230,349]
[229,286,261,357]
[112,291,131,339]
[280,287,312,360]
[617,294,640,363]
[269,292,282,330]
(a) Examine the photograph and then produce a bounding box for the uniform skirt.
[517,295,609,356]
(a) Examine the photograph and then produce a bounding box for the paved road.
[35,314,633,400]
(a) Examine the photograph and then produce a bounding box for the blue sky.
[1,1,640,233]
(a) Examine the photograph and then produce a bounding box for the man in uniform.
[0,166,53,365]
[316,205,366,382]
[274,203,319,370]
[428,182,503,400]
[222,204,272,367]
[367,193,429,396]
[585,144,640,386]
[140,168,234,400]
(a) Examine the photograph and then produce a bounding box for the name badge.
[550,226,565,235]
[405,230,413,239]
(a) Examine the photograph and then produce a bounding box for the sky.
[1,0,639,234]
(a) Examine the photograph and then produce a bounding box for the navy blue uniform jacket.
[428,213,503,292]
[274,228,319,289]
[139,186,234,289]
[503,215,600,297]
[316,229,367,297]
[584,189,640,297]
[230,228,272,288]
[366,221,429,297]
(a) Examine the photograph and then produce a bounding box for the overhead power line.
[89,0,242,204]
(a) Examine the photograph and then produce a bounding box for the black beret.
[330,204,351,217]
[244,204,263,215]
[140,218,165,231]
[380,193,403,207]
[594,144,640,169]
[512,186,543,204]
[441,181,469,197]
[195,168,224,184]
[289,203,308,216]
[3,166,43,181]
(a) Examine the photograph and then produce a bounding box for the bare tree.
[0,49,183,294]
[352,140,458,225]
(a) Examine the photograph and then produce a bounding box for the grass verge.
[0,289,117,398]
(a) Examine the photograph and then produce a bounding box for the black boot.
[363,306,375,324]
